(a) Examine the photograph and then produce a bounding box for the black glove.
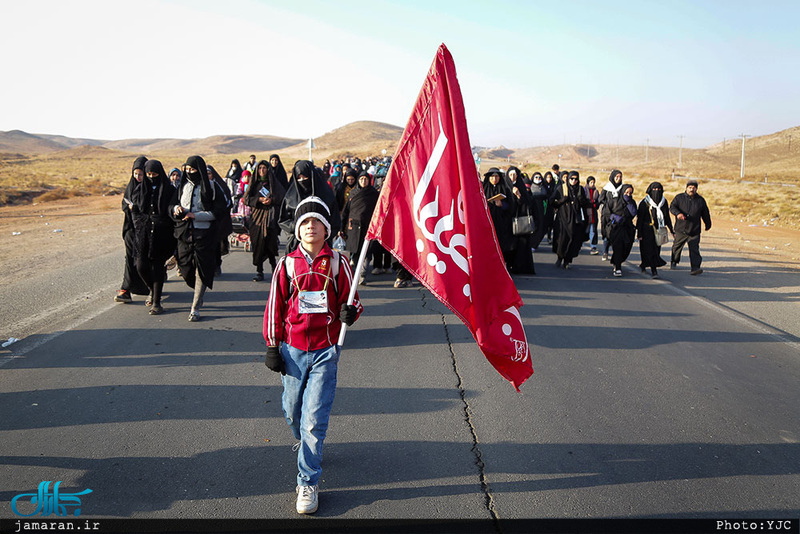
[265,345,285,374]
[340,304,357,327]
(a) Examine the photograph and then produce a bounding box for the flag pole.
[337,238,371,347]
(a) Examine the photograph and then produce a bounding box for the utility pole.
[306,138,316,161]
[677,135,685,169]
[740,134,750,180]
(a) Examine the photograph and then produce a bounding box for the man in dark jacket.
[669,179,712,275]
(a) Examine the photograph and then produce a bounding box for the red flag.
[366,44,533,391]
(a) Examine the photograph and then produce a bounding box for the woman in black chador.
[528,172,548,250]
[130,159,177,314]
[170,155,229,321]
[246,159,287,281]
[599,169,624,261]
[552,171,589,269]
[608,183,638,277]
[207,164,233,276]
[115,156,150,303]
[341,171,379,273]
[268,154,290,191]
[482,167,516,270]
[542,171,557,244]
[226,159,243,205]
[637,181,674,278]
[278,160,341,254]
[507,166,536,274]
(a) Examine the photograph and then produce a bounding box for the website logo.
[11,481,92,517]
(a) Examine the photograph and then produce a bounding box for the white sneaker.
[296,484,318,514]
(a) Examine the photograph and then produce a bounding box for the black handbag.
[512,215,535,236]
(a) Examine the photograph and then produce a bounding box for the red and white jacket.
[263,243,362,351]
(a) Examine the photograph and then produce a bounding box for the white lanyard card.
[298,290,328,314]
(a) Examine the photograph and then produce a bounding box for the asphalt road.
[1,237,798,526]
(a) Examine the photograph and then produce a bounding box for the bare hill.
[0,130,305,156]
[103,134,304,154]
[38,134,107,149]
[0,130,67,153]
[4,122,799,182]
[480,127,800,183]
[306,121,403,159]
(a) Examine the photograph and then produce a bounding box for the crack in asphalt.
[420,289,502,531]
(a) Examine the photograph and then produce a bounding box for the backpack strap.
[330,249,340,286]
[284,250,340,297]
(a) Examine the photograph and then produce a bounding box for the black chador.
[552,171,589,268]
[170,155,229,291]
[507,167,536,274]
[131,159,177,312]
[278,160,341,253]
[482,168,516,270]
[341,173,379,258]
[608,184,637,272]
[637,182,674,276]
[246,160,287,279]
[119,156,150,297]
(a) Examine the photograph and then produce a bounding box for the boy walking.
[263,196,362,514]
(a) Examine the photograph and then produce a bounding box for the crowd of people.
[482,164,712,279]
[115,154,714,320]
[113,153,399,319]
[112,153,712,515]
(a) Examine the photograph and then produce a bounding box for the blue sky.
[2,0,798,148]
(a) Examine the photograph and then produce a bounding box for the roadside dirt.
[0,194,797,289]
[0,195,124,287]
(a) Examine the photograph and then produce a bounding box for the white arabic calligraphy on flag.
[365,44,533,390]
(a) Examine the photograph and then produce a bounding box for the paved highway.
[1,238,798,523]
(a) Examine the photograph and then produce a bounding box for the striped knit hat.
[294,196,331,241]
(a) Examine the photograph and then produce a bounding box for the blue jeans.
[280,343,340,486]
[588,223,598,246]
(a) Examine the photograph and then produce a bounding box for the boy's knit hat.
[294,196,331,241]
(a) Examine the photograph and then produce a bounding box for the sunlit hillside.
[1,122,799,229]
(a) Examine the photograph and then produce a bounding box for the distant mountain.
[0,130,304,156]
[0,130,67,153]
[3,123,798,182]
[38,134,107,149]
[306,121,403,159]
[475,125,800,182]
[103,134,305,155]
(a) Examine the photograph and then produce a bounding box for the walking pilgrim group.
[113,153,711,515]
[112,153,394,514]
[481,165,712,279]
[114,154,398,320]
